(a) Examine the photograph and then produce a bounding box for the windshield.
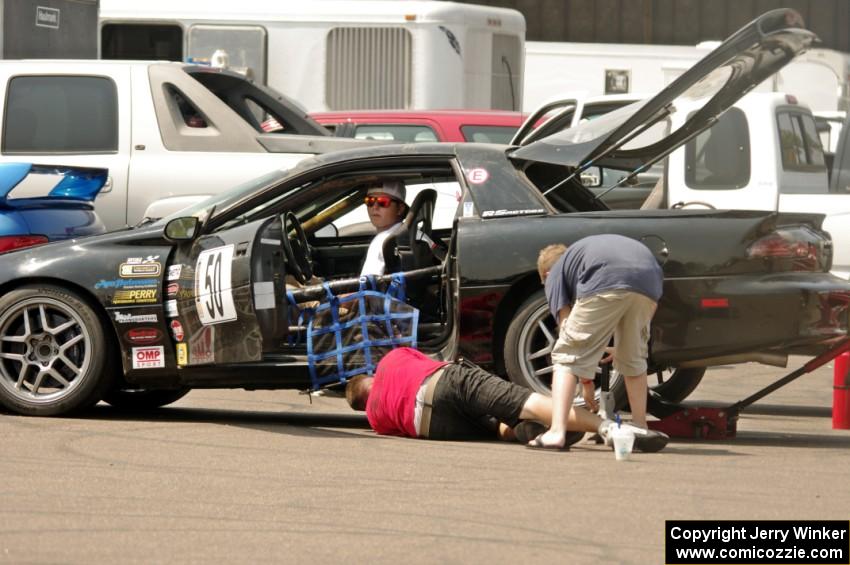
[153,168,288,226]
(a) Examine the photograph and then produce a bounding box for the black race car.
[1,9,848,416]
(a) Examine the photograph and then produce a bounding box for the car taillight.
[747,227,831,272]
[0,235,49,254]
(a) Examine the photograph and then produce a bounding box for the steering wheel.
[670,201,717,210]
[281,211,313,284]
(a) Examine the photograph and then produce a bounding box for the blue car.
[0,163,107,254]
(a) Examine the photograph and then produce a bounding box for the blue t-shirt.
[544,234,663,319]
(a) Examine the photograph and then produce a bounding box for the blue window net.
[288,274,418,391]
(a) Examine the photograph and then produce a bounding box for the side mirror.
[164,217,200,241]
[580,166,603,188]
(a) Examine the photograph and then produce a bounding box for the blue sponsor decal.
[95,278,159,290]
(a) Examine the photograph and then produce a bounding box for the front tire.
[0,285,114,416]
[503,290,704,410]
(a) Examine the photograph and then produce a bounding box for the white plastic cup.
[611,427,635,461]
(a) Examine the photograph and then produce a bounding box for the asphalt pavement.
[1,357,848,564]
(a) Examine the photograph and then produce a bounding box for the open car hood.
[508,9,817,175]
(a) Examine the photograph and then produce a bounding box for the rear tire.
[503,289,704,410]
[0,285,114,416]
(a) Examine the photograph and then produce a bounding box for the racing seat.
[382,188,443,318]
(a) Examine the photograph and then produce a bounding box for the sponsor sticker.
[466,168,489,184]
[131,346,164,369]
[36,6,60,29]
[113,311,158,324]
[480,208,545,218]
[463,201,474,217]
[124,327,163,345]
[170,320,185,342]
[176,343,188,366]
[190,325,215,365]
[166,282,179,297]
[112,288,157,305]
[95,278,158,290]
[195,245,237,325]
[165,299,178,318]
[167,264,182,281]
[120,263,162,278]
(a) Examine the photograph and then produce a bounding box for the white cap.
[367,180,406,203]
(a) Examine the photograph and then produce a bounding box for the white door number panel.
[195,244,237,325]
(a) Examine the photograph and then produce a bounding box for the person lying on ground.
[345,347,666,451]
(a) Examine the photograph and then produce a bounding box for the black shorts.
[427,362,533,441]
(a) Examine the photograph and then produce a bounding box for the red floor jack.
[635,338,850,440]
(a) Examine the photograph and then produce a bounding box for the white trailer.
[99,0,525,112]
[523,40,850,114]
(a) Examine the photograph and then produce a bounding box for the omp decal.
[466,168,489,184]
[119,263,161,278]
[195,245,237,325]
[480,208,545,218]
[113,312,157,324]
[166,282,179,297]
[165,300,178,318]
[112,288,157,305]
[253,281,275,310]
[95,278,158,289]
[176,343,188,366]
[124,327,163,345]
[170,320,185,342]
[131,346,164,369]
[167,265,182,281]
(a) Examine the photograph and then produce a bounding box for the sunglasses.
[364,195,396,208]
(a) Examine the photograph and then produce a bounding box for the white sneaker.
[598,420,669,453]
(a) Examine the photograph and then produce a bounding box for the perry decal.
[112,288,157,305]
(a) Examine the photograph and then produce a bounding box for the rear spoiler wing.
[0,163,108,208]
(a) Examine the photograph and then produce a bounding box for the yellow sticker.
[176,343,188,366]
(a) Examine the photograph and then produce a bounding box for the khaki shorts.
[550,290,657,379]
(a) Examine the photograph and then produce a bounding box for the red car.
[308,109,524,144]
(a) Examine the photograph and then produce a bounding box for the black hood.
[509,9,817,173]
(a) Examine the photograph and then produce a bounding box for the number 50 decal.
[195,245,237,325]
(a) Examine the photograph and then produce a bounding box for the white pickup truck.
[517,91,850,279]
[0,60,372,231]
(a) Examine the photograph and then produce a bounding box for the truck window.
[461,125,518,144]
[684,108,750,190]
[353,125,437,142]
[777,112,826,172]
[3,76,118,154]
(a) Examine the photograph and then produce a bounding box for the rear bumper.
[653,273,850,364]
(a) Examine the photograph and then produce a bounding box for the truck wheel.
[503,290,704,410]
[103,387,190,410]
[0,285,114,416]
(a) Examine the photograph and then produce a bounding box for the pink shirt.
[366,348,448,437]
